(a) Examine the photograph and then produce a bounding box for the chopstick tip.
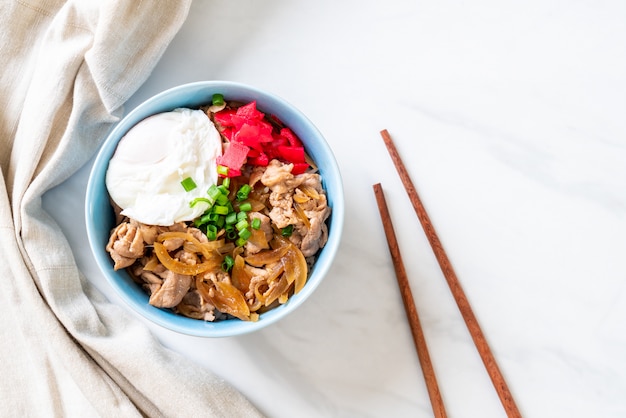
[372,183,384,196]
[379,129,393,146]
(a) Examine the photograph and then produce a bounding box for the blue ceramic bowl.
[86,81,344,337]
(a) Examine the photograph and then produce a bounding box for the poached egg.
[106,108,222,226]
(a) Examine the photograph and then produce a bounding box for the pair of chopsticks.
[374,129,522,418]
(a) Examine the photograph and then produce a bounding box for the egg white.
[105,108,221,226]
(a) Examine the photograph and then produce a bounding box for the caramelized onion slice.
[266,261,286,283]
[156,231,197,243]
[263,275,290,307]
[184,241,230,261]
[293,192,309,204]
[254,262,286,307]
[231,254,252,292]
[247,227,269,250]
[278,293,289,304]
[212,281,251,321]
[293,202,311,229]
[198,239,227,251]
[304,152,317,172]
[244,245,289,267]
[271,235,308,293]
[196,276,250,321]
[252,279,269,306]
[215,242,236,254]
[284,246,308,293]
[143,254,159,271]
[298,184,320,200]
[153,242,220,276]
[157,231,228,261]
[158,231,210,256]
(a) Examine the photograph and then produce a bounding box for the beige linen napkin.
[0,1,263,416]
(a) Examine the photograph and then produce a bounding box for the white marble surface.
[42,1,626,417]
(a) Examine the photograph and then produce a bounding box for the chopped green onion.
[190,197,212,208]
[213,205,229,215]
[238,202,252,212]
[221,254,234,272]
[216,193,229,206]
[235,219,249,231]
[238,228,251,240]
[207,212,221,223]
[206,225,218,241]
[281,225,294,237]
[212,93,225,107]
[189,160,276,244]
[217,184,229,196]
[236,184,252,201]
[207,184,221,201]
[217,165,229,176]
[225,212,237,225]
[180,177,197,192]
[194,212,212,227]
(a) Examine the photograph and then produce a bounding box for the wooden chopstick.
[379,129,522,418]
[373,183,447,418]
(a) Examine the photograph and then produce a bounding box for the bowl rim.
[85,80,344,337]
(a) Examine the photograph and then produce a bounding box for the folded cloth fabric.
[0,1,263,416]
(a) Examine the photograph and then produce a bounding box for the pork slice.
[106,222,145,270]
[111,223,144,258]
[202,270,231,285]
[149,270,192,308]
[295,174,331,257]
[249,166,266,188]
[174,290,216,321]
[244,267,271,300]
[304,201,331,255]
[268,191,296,229]
[162,237,184,252]
[299,209,328,257]
[133,221,158,245]
[166,222,188,232]
[189,227,209,243]
[108,251,136,270]
[261,159,302,193]
[245,212,272,254]
[288,231,303,249]
[139,271,163,285]
[299,172,324,192]
[175,248,200,266]
[143,283,161,295]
